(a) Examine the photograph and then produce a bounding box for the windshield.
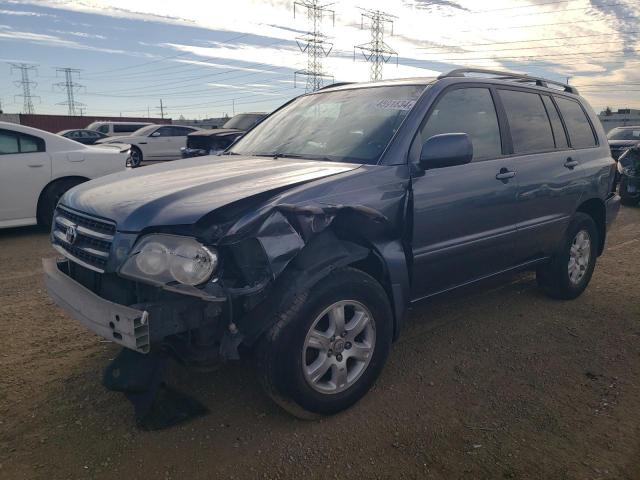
[223,114,264,131]
[229,85,426,164]
[132,125,158,136]
[607,128,640,140]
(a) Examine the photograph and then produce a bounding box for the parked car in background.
[0,122,129,229]
[607,126,640,160]
[96,124,200,167]
[86,121,153,137]
[43,70,620,419]
[181,112,267,158]
[618,144,640,205]
[57,129,109,145]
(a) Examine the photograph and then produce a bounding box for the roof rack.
[438,68,579,95]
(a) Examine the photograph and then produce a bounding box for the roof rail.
[438,68,579,95]
[317,82,354,91]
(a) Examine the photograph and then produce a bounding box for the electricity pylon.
[355,8,398,81]
[294,0,335,92]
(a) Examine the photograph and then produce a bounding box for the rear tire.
[255,267,393,418]
[129,147,143,168]
[536,212,598,300]
[37,178,85,228]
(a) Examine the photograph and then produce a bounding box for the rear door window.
[541,96,568,149]
[420,87,502,161]
[0,130,44,154]
[0,131,19,154]
[554,97,597,149]
[498,89,555,154]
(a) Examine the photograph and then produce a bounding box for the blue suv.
[44,69,620,420]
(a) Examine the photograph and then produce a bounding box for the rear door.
[410,86,520,299]
[0,129,51,224]
[497,88,589,262]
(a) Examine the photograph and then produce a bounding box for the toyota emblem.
[65,225,78,244]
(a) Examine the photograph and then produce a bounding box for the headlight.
[120,235,218,286]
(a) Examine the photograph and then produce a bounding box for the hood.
[189,128,242,138]
[61,155,361,232]
[96,136,137,144]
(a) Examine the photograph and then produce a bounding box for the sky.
[0,0,638,119]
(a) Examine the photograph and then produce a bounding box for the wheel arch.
[36,175,89,225]
[576,197,606,255]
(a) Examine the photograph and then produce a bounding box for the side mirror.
[419,133,473,170]
[150,131,161,137]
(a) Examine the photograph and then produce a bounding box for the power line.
[293,0,335,92]
[355,8,398,81]
[53,67,85,116]
[9,63,39,114]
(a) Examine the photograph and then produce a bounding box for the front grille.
[52,205,116,273]
[187,136,212,151]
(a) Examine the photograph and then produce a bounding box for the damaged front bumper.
[43,257,152,353]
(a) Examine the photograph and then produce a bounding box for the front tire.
[129,147,143,168]
[256,267,393,418]
[536,212,598,300]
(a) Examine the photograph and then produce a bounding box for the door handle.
[496,169,516,181]
[564,157,579,169]
[28,164,44,168]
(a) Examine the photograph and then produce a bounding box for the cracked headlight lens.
[121,235,217,286]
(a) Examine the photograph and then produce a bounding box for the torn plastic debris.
[103,348,208,430]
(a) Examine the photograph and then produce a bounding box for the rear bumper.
[605,193,621,229]
[43,257,151,353]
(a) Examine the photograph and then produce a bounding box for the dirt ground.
[1,207,639,480]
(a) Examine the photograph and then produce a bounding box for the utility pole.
[9,63,39,114]
[157,99,165,119]
[293,0,335,92]
[53,67,85,116]
[355,8,398,81]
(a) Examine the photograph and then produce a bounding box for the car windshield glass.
[223,114,263,130]
[132,125,158,136]
[607,128,640,140]
[229,85,427,164]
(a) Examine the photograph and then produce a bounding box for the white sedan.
[96,124,200,167]
[0,121,129,229]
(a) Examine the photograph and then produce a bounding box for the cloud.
[48,29,107,40]
[0,25,125,55]
[0,8,56,17]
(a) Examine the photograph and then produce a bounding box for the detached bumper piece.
[605,192,621,229]
[42,257,151,353]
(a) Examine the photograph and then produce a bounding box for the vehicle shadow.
[0,224,47,239]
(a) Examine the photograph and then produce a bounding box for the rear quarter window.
[554,97,597,149]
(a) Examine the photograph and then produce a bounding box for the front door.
[143,126,175,159]
[410,86,520,299]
